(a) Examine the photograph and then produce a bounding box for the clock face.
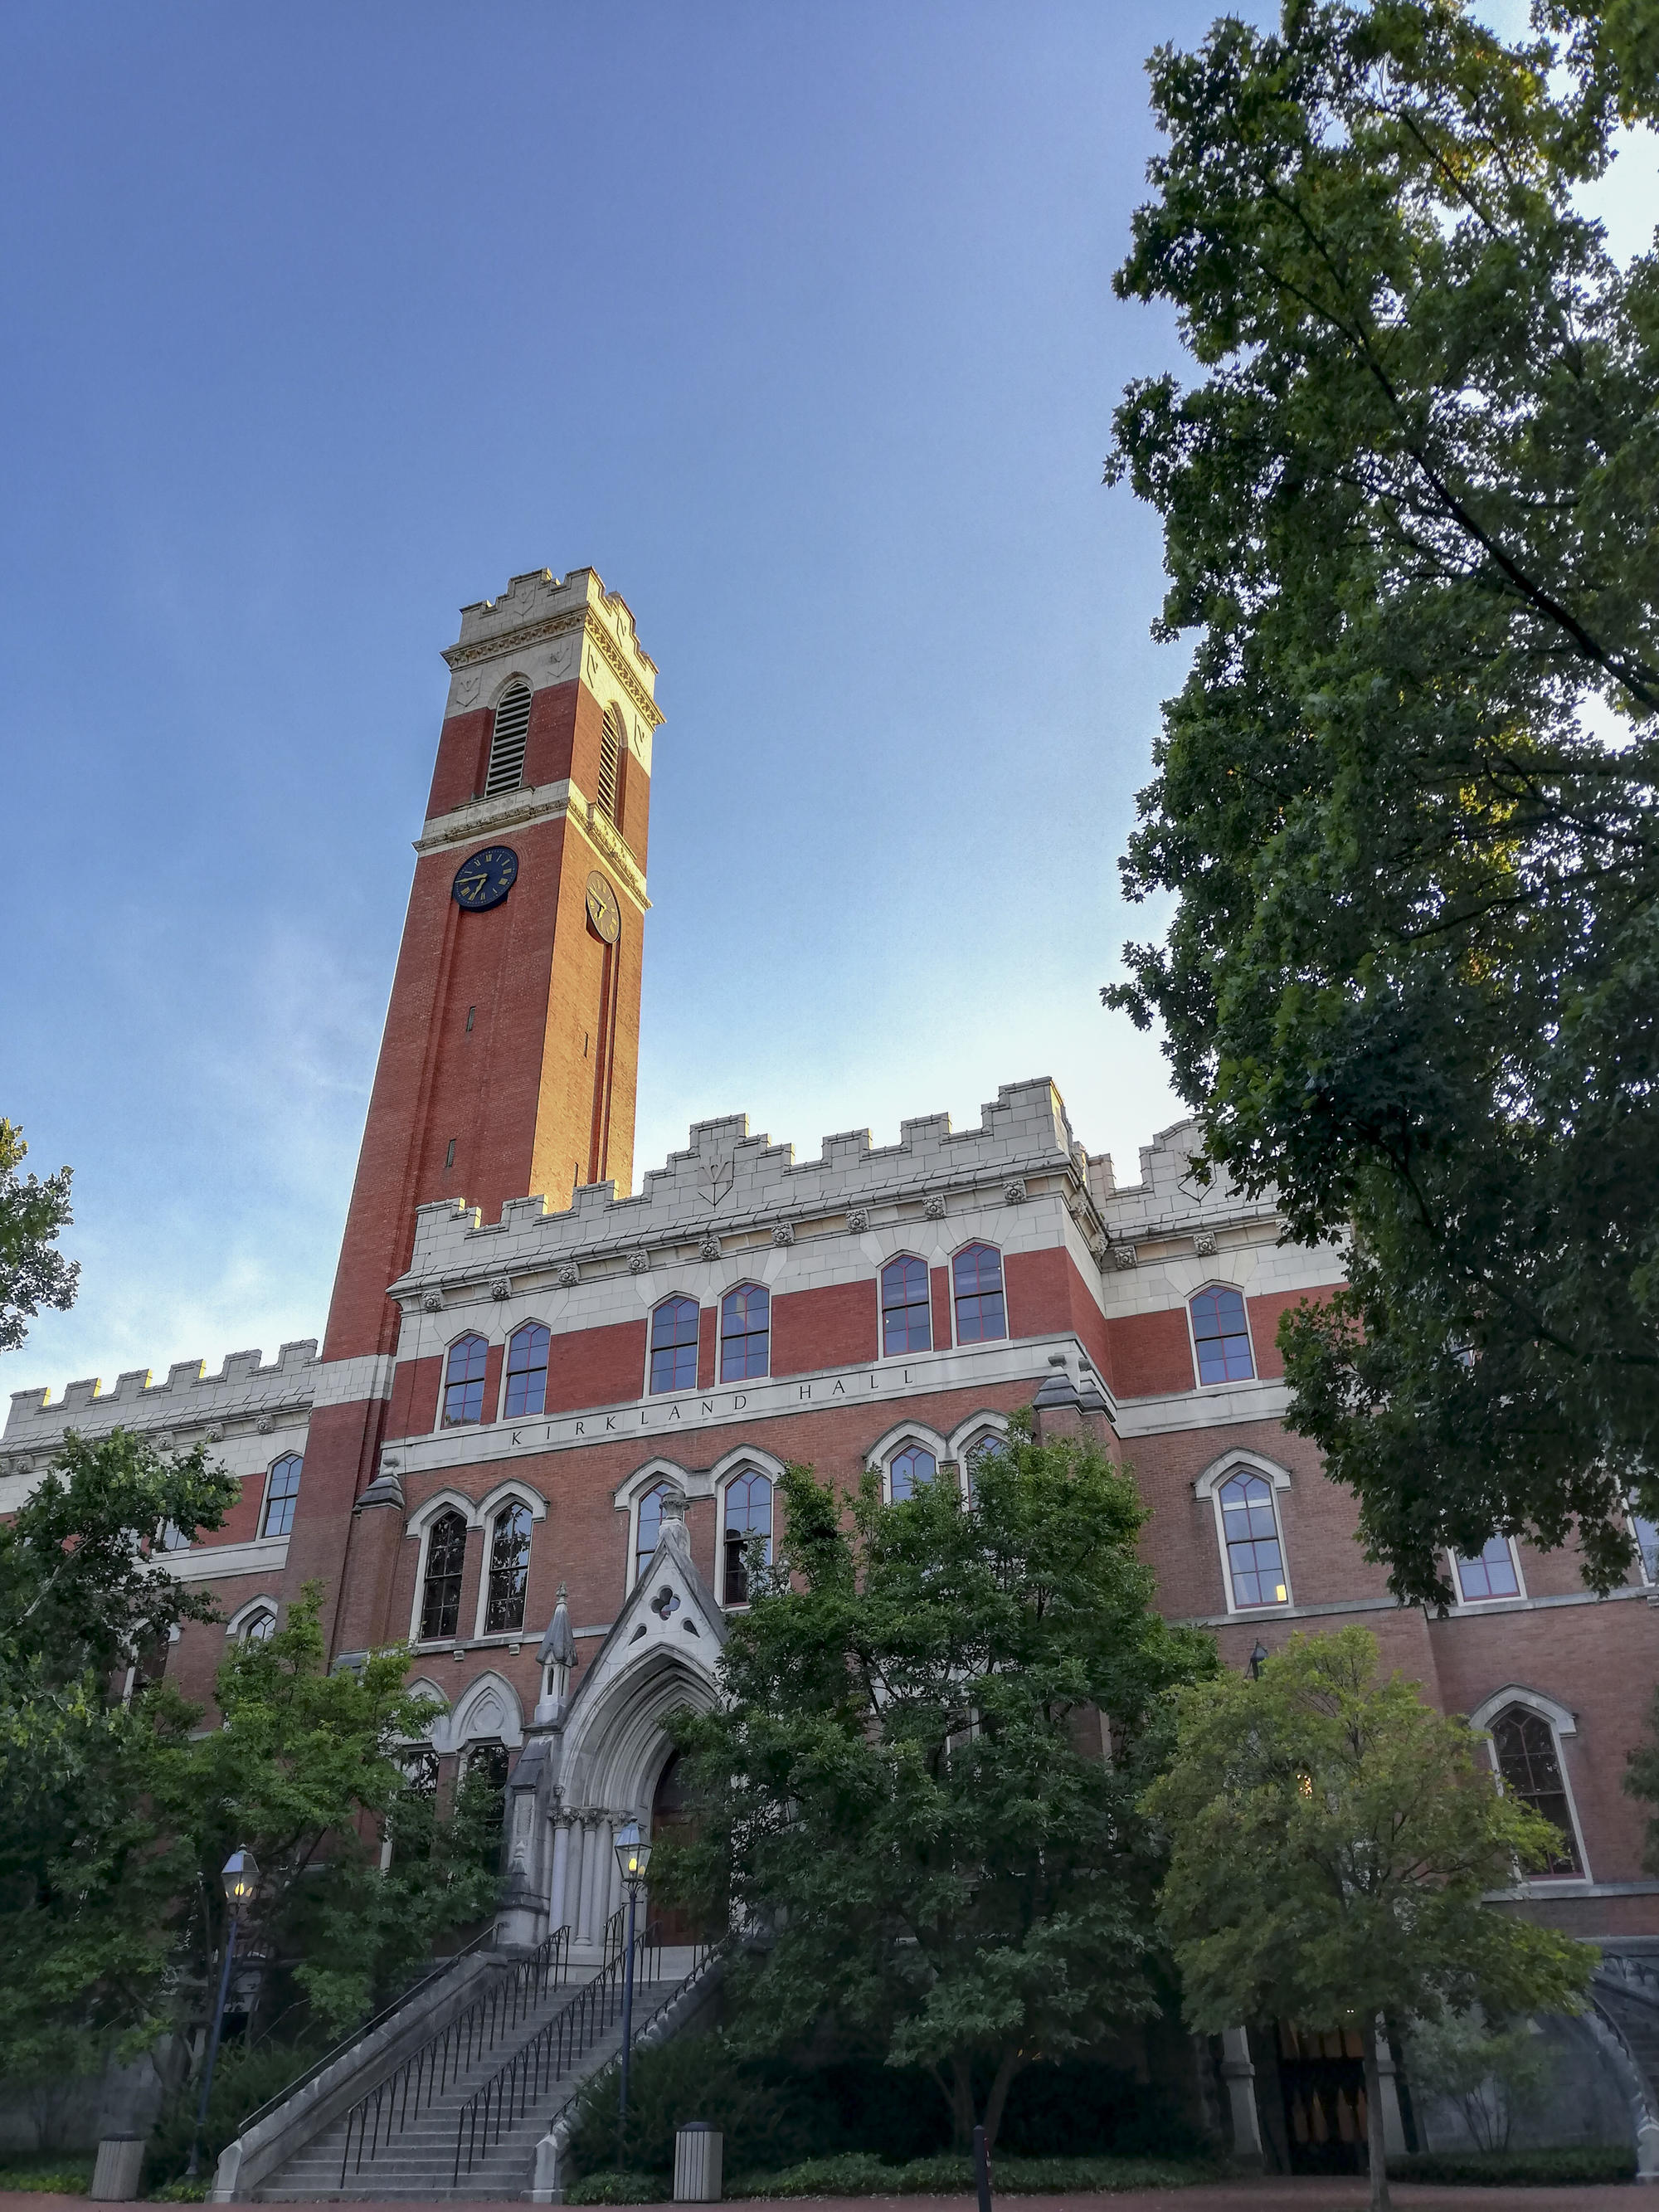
[585,871,621,944]
[452,845,518,912]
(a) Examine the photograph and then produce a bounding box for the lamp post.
[611,1820,653,2153]
[186,1849,260,2180]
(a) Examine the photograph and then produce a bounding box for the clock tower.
[283,567,662,1653]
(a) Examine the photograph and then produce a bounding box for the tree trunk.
[980,2049,1023,2152]
[1360,2014,1389,2212]
[951,2054,975,2152]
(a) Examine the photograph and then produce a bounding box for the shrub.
[0,2161,95,2195]
[143,2036,325,2193]
[1389,2146,1637,2185]
[722,2151,1218,2196]
[564,2171,665,2205]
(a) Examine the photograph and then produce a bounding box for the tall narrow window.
[1453,1536,1521,1601]
[421,1509,469,1641]
[597,705,623,822]
[650,1297,700,1393]
[260,1454,303,1538]
[483,1503,532,1635]
[1191,1287,1254,1384]
[635,1483,670,1581]
[1630,1498,1659,1585]
[504,1323,550,1418]
[443,1334,489,1425]
[484,682,532,796]
[1490,1707,1583,1874]
[720,1284,770,1381]
[952,1244,1005,1344]
[1218,1471,1288,1607]
[881,1255,932,1355]
[889,1445,937,1501]
[722,1470,774,1605]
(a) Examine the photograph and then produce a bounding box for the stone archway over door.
[650,1750,714,1945]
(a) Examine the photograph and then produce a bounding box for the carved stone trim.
[421,1290,445,1314]
[698,1233,722,1262]
[1004,1178,1028,1206]
[846,1206,870,1235]
[1193,1230,1219,1258]
[557,1262,581,1289]
[923,1194,947,1222]
[628,1251,651,1276]
[489,1276,513,1301]
[771,1222,795,1248]
[1112,1245,1139,1271]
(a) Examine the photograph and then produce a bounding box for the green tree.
[670,1421,1215,2149]
[1405,2010,1549,2154]
[1145,1629,1593,2210]
[1103,0,1659,1602]
[0,1120,77,1352]
[0,1430,238,2082]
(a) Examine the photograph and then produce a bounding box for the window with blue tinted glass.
[1219,1472,1287,1606]
[1453,1535,1520,1601]
[635,1483,669,1581]
[952,1245,1005,1343]
[1191,1287,1254,1384]
[881,1255,932,1355]
[443,1333,489,1425]
[650,1297,700,1393]
[1630,1498,1659,1585]
[723,1470,774,1604]
[889,1445,937,1501]
[260,1454,303,1537]
[504,1324,550,1417]
[720,1284,770,1381]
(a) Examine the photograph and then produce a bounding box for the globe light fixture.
[186,1848,260,2178]
[611,1819,653,2149]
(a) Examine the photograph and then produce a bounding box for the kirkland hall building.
[7,565,1659,2185]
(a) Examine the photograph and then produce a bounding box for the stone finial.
[846,1206,870,1235]
[923,1194,947,1221]
[489,1275,513,1301]
[538,1582,577,1670]
[771,1222,795,1248]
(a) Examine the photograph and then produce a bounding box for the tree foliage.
[1104,0,1659,1601]
[1146,1629,1593,2210]
[670,1422,1215,2149]
[0,1120,78,1353]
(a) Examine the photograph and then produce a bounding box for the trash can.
[90,2136,145,2202]
[674,2120,722,2202]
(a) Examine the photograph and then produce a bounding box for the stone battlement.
[445,565,658,687]
[3,1337,321,1456]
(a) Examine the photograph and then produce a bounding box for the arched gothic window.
[881,1255,932,1355]
[238,1605,276,1645]
[420,1509,469,1642]
[443,1334,489,1426]
[1490,1706,1584,1875]
[952,1245,1005,1343]
[635,1483,671,1582]
[650,1297,700,1394]
[1453,1537,1521,1601]
[260,1454,303,1538]
[959,1431,1005,1499]
[720,1284,770,1381]
[484,682,532,796]
[483,1503,533,1635]
[504,1323,550,1418]
[1218,1471,1288,1608]
[1191,1287,1254,1384]
[463,1740,510,1825]
[890,1445,937,1502]
[722,1469,774,1605]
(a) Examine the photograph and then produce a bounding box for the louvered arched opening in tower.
[484,683,532,796]
[598,704,623,824]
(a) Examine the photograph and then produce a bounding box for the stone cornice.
[414,782,649,911]
[442,609,664,733]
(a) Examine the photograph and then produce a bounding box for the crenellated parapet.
[2,1337,320,1473]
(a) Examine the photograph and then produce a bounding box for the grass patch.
[565,2175,669,2206]
[0,2159,94,2195]
[1390,2144,1636,2185]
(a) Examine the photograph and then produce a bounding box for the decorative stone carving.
[380,1449,402,1474]
[1193,1230,1219,1259]
[1004,1178,1028,1206]
[1112,1245,1139,1271]
[155,1430,175,1450]
[205,1425,225,1444]
[771,1222,795,1248]
[628,1251,650,1275]
[557,1261,581,1289]
[650,1583,682,1620]
[256,1416,275,1435]
[698,1232,722,1262]
[923,1194,947,1221]
[421,1289,445,1313]
[489,1275,513,1301]
[846,1206,870,1235]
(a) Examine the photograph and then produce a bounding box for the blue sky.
[2,2,1653,1404]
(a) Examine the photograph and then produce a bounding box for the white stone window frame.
[1185,1279,1258,1391]
[1194,1449,1294,1615]
[717,1279,772,1386]
[1467,1685,1591,1884]
[258,1450,304,1540]
[712,1445,786,1607]
[499,1315,554,1421]
[877,1250,935,1363]
[867,1419,953,1503]
[615,1458,702,1592]
[643,1291,703,1399]
[469,1480,549,1642]
[948,1236,1008,1348]
[406,1488,483,1646]
[1448,1535,1527,1607]
[949,1412,1011,1496]
[449,1666,525,1754]
[440,1325,494,1430]
[223,1593,280,1644]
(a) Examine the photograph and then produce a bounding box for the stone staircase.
[252,1927,700,2201]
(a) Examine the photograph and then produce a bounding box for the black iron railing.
[338,1923,571,2185]
[452,1921,719,2184]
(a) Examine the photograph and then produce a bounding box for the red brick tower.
[283,568,661,1654]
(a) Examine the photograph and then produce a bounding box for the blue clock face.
[452,845,518,912]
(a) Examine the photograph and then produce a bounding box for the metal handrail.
[452,1922,713,2184]
[338,1924,571,2185]
[236,1924,499,2138]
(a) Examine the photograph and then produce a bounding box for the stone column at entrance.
[1219,2027,1265,2169]
[549,1817,572,1934]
